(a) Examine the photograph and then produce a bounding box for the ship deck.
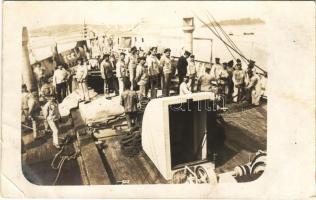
[22,96,267,185]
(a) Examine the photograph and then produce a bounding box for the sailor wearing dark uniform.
[176,50,191,92]
[100,53,115,99]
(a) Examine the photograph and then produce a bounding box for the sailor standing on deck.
[210,57,224,80]
[226,61,235,103]
[100,53,115,99]
[176,50,191,92]
[147,47,160,98]
[22,84,38,139]
[43,96,61,149]
[126,46,138,91]
[135,57,149,99]
[197,65,215,92]
[160,48,173,97]
[218,62,230,103]
[116,52,128,95]
[245,69,262,106]
[232,63,246,102]
[53,65,70,103]
[33,62,46,92]
[121,80,139,130]
[187,54,197,92]
[76,58,91,104]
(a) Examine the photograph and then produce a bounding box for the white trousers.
[47,119,59,146]
[78,81,90,101]
[118,77,124,95]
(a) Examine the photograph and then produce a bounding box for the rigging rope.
[194,12,267,74]
[205,11,248,64]
[204,13,237,61]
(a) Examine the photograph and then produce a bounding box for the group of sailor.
[22,44,265,148]
[179,56,265,106]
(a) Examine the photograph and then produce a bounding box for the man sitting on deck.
[120,81,139,130]
[179,76,191,96]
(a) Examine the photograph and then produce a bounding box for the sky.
[5,1,270,29]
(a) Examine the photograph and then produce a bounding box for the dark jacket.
[100,60,114,79]
[176,56,188,76]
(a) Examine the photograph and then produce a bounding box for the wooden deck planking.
[102,136,167,184]
[216,105,267,173]
[71,109,111,185]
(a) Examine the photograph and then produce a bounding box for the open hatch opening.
[169,99,222,169]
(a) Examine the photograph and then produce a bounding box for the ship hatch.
[169,99,221,169]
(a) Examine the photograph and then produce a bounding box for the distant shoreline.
[203,18,265,27]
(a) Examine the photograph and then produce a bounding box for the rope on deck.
[50,135,81,185]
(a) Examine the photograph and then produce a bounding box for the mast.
[22,26,36,91]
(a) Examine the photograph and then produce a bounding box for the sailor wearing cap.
[147,47,160,98]
[126,46,138,90]
[100,53,116,99]
[232,63,246,102]
[160,48,172,96]
[42,95,61,149]
[176,50,191,92]
[187,54,197,92]
[210,57,224,80]
[135,56,149,98]
[197,64,215,92]
[76,58,91,104]
[116,52,128,95]
[53,65,70,103]
[245,68,262,106]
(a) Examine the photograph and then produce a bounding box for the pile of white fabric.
[79,95,125,125]
[58,89,98,117]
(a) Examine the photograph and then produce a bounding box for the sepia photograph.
[20,1,267,185]
[1,1,315,198]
